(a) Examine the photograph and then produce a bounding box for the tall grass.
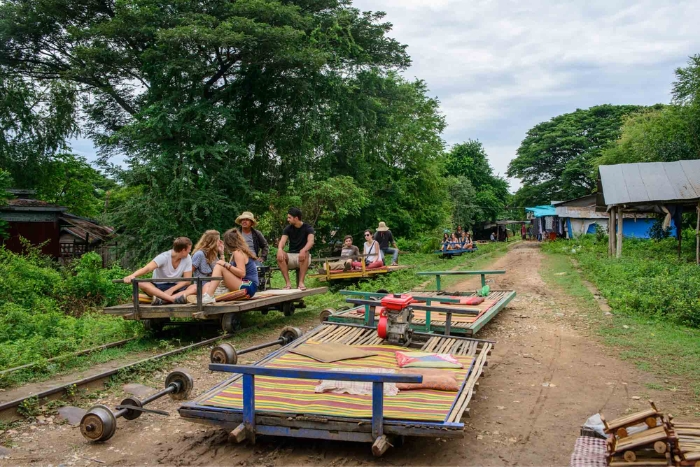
[542,233,700,327]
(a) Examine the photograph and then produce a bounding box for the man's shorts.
[154,282,187,293]
[286,253,303,269]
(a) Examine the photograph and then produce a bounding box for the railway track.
[0,331,236,422]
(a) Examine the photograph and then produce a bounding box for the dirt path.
[1,243,693,466]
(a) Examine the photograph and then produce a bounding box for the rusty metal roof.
[598,160,700,206]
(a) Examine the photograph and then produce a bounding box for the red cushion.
[459,296,485,305]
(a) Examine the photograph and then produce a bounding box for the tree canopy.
[0,0,455,260]
[508,104,643,206]
[444,140,509,226]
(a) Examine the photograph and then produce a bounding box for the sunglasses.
[364,233,371,237]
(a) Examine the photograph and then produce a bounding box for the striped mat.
[202,343,474,422]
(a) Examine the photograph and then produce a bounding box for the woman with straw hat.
[235,211,269,265]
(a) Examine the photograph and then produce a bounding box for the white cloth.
[363,241,383,263]
[315,368,398,395]
[152,250,193,279]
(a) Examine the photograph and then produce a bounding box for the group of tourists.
[325,222,400,272]
[122,207,315,305]
[441,225,474,251]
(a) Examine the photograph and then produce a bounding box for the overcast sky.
[71,0,700,192]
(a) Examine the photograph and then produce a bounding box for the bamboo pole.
[616,207,623,258]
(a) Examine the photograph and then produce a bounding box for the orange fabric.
[397,368,460,392]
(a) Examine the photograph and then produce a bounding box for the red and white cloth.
[570,436,607,467]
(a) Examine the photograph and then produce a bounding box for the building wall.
[3,220,60,257]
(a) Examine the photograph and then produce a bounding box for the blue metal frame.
[209,364,423,442]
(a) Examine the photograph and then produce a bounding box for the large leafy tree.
[598,55,700,167]
[0,73,78,188]
[444,140,509,227]
[508,104,643,206]
[1,0,448,261]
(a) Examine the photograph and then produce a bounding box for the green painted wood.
[468,291,516,335]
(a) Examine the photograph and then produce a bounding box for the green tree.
[0,72,78,188]
[597,56,700,167]
[508,104,643,205]
[1,0,449,262]
[597,105,697,165]
[35,153,113,218]
[444,140,509,226]
[449,176,477,229]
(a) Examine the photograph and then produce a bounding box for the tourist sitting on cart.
[441,233,450,250]
[352,230,384,269]
[173,230,224,303]
[276,207,315,290]
[122,237,193,305]
[198,229,259,304]
[374,221,399,266]
[327,235,360,272]
[235,211,269,266]
[446,233,460,250]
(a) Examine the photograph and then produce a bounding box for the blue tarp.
[525,205,557,218]
[584,219,677,238]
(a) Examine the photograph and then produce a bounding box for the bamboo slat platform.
[104,287,327,319]
[179,322,492,456]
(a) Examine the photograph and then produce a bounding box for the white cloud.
[353,0,700,191]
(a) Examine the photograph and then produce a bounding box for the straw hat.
[376,221,390,232]
[235,211,257,227]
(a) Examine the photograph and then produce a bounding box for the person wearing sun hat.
[235,211,269,265]
[374,221,399,266]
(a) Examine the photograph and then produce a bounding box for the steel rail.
[0,338,139,377]
[0,332,236,420]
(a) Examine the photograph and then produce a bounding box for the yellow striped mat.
[202,342,474,422]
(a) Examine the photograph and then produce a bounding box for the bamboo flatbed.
[308,264,409,281]
[326,289,515,336]
[105,287,327,319]
[179,321,492,455]
[435,247,477,258]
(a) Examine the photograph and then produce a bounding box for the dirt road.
[1,243,692,466]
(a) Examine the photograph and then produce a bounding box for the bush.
[0,248,140,370]
[543,235,700,327]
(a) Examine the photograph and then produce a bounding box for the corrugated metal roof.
[599,160,700,206]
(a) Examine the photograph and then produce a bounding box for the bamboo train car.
[104,277,327,332]
[322,270,516,336]
[434,247,477,258]
[307,254,409,282]
[178,321,493,456]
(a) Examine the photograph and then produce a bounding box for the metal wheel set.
[80,370,194,442]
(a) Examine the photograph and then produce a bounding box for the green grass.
[541,245,700,401]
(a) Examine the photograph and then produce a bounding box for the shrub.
[543,235,700,327]
[0,247,140,370]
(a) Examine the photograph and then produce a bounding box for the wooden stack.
[603,401,672,466]
[669,419,700,467]
[601,402,700,467]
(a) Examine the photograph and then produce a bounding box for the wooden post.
[616,207,623,258]
[609,208,616,257]
[608,210,612,257]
